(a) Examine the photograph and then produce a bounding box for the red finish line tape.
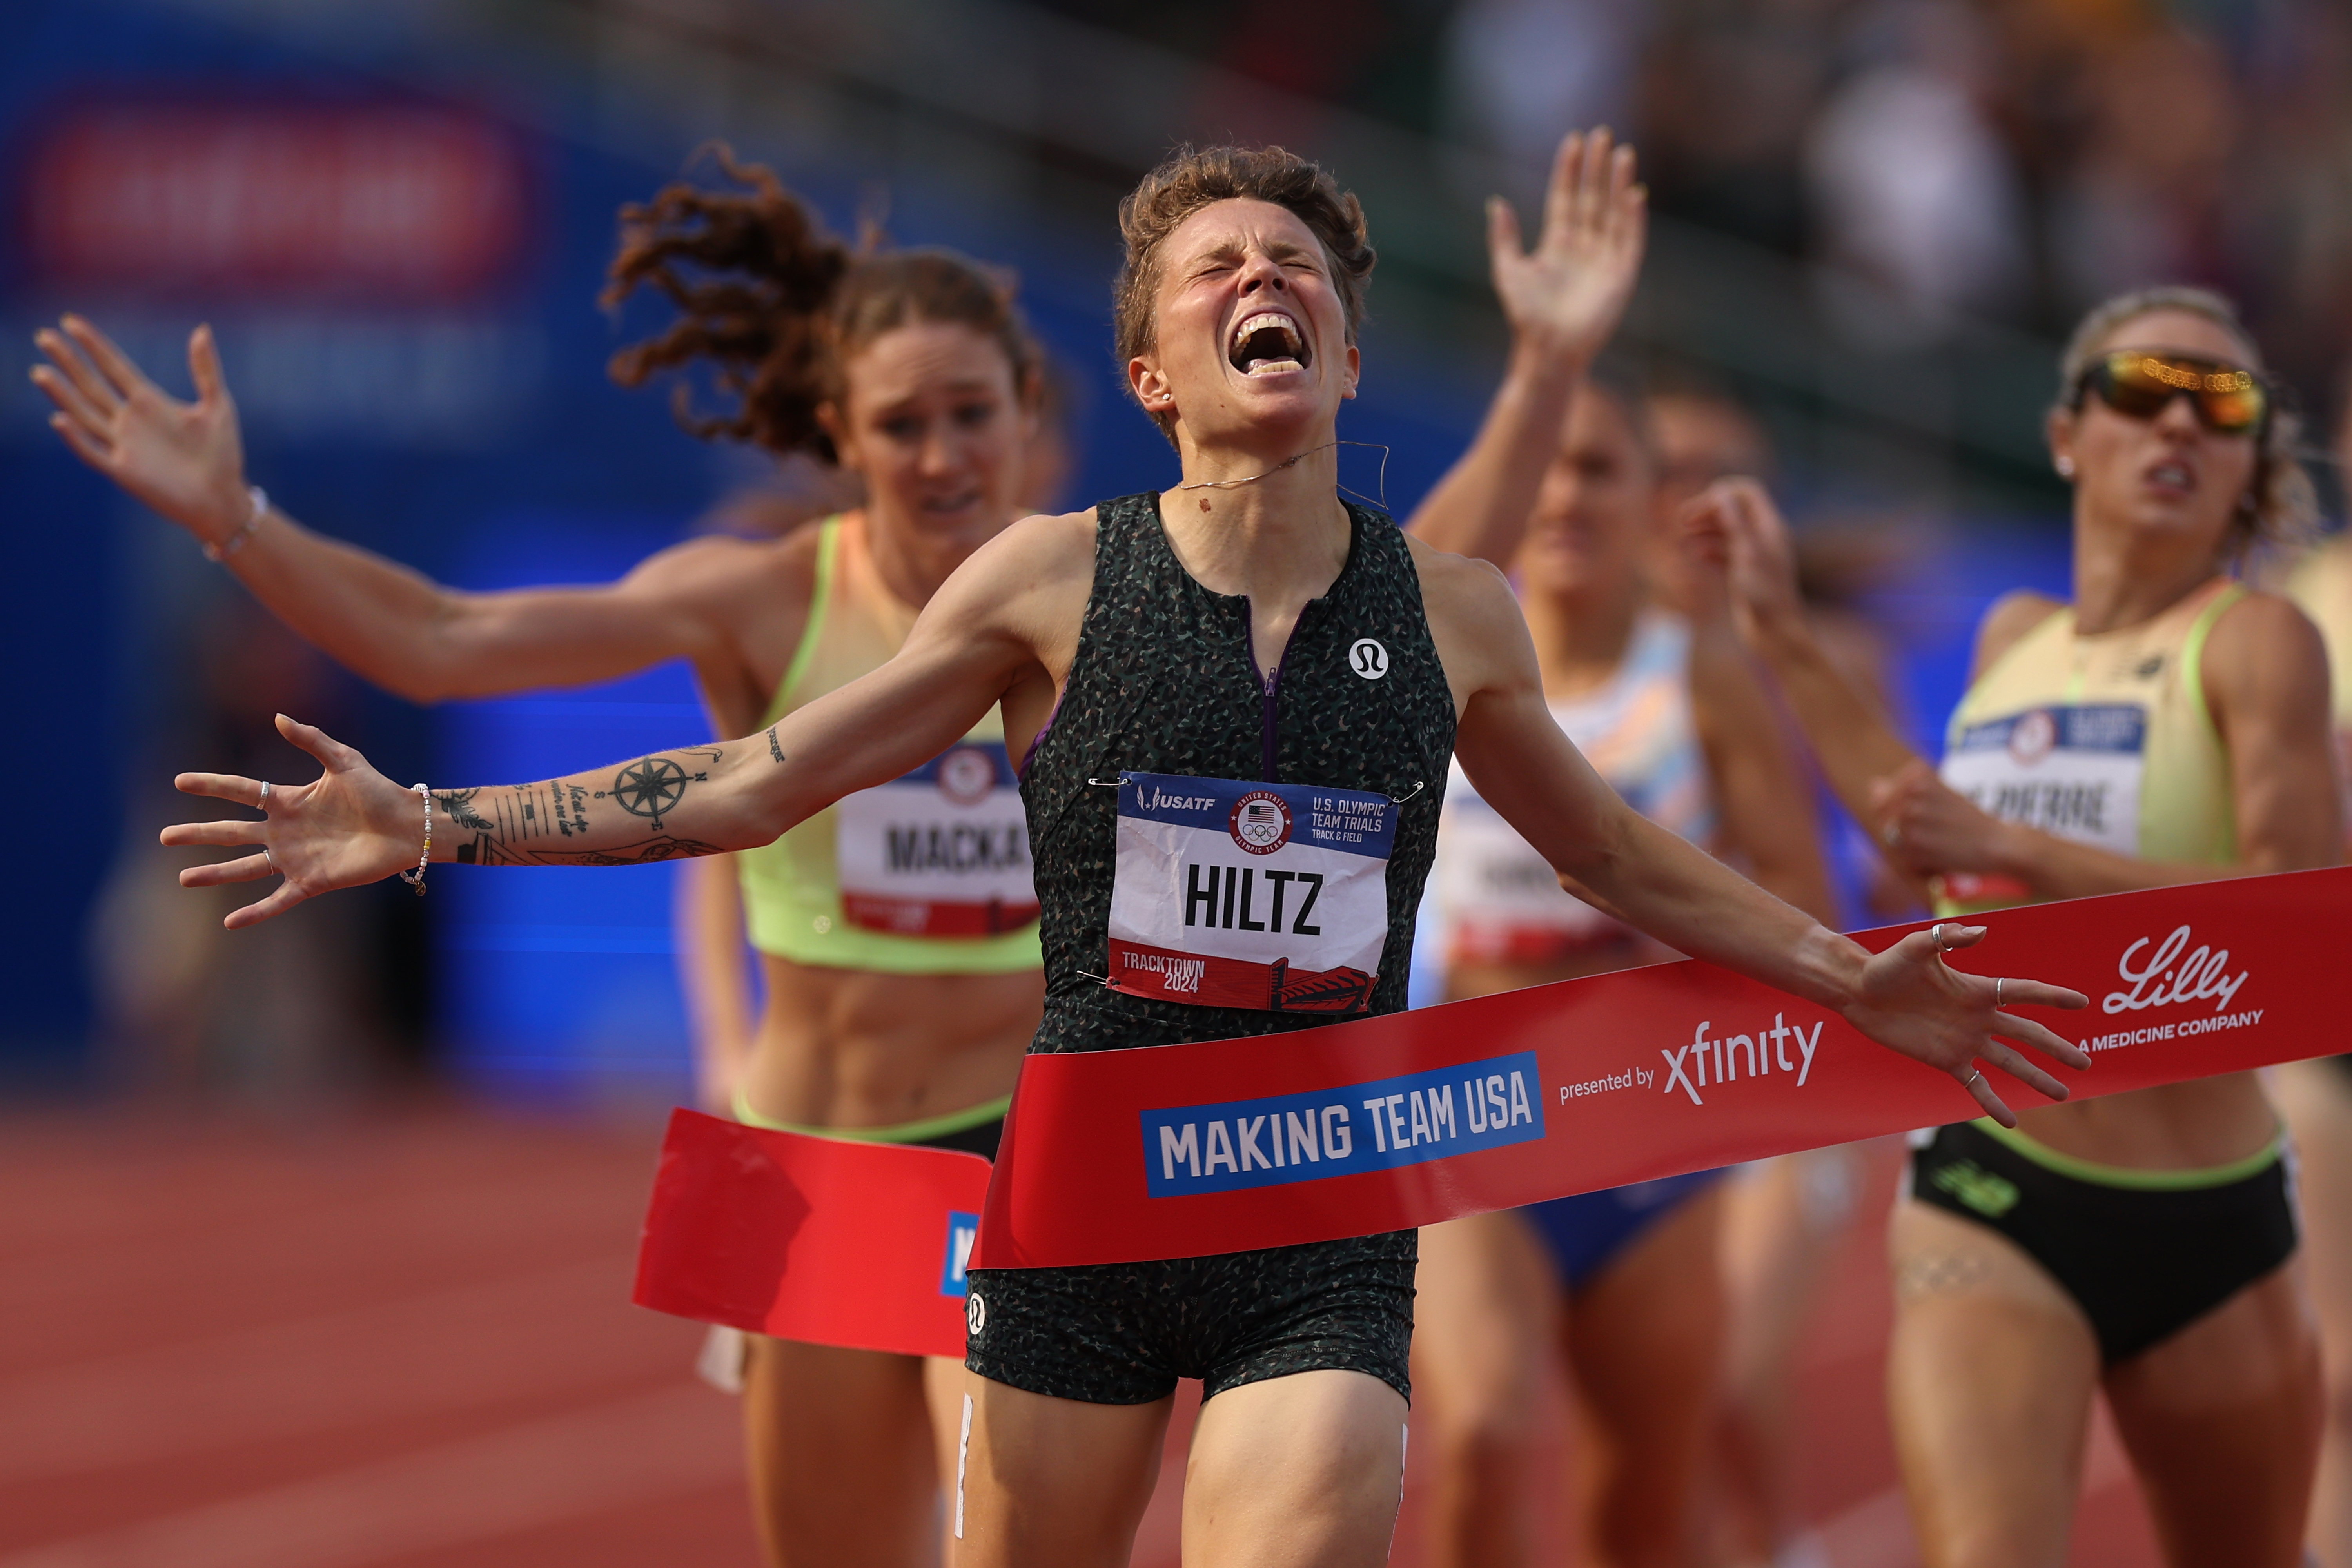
[973,868,2344,1269]
[635,869,2342,1354]
[633,1109,990,1360]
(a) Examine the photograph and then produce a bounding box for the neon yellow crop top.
[1934,579,2243,916]
[736,514,1043,973]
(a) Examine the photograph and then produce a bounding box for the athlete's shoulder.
[2203,585,2327,673]
[1970,588,2065,679]
[962,506,1098,584]
[622,525,819,605]
[1403,529,1516,617]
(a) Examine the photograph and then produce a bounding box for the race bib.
[1438,790,1622,963]
[1106,773,1396,1013]
[835,741,1039,936]
[1940,704,2145,856]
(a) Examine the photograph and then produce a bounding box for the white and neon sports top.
[736,514,1042,973]
[1935,579,2242,914]
[1437,610,1716,965]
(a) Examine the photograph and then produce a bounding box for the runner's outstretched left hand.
[1840,922,2089,1127]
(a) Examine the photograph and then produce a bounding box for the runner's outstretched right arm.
[33,315,757,703]
[158,510,1088,928]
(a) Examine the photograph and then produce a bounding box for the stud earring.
[2055,456,2076,479]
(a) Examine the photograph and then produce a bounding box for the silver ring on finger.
[259,780,272,813]
[1930,921,1949,953]
[1995,976,2005,1009]
[1965,1069,1984,1091]
[263,846,279,877]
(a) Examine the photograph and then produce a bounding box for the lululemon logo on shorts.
[1348,638,1388,680]
[966,1292,987,1338]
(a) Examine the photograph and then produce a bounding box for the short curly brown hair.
[1112,145,1376,438]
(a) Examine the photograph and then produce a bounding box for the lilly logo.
[2102,925,2247,1016]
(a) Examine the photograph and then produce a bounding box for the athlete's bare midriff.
[735,954,1043,1129]
[2002,1072,2278,1171]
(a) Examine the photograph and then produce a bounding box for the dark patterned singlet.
[1021,491,1455,1053]
[965,491,1457,1409]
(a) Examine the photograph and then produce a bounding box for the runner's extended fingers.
[48,412,113,471]
[1994,1011,2092,1072]
[1538,131,1583,248]
[161,817,266,850]
[188,324,228,406]
[179,851,275,888]
[61,314,155,403]
[275,712,362,772]
[1486,194,1523,276]
[33,329,120,418]
[221,880,311,931]
[1573,127,1612,233]
[172,771,269,809]
[29,359,112,436]
[1978,1038,2070,1103]
[1962,1066,2018,1128]
[1992,977,2090,1013]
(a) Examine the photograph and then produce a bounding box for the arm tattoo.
[455,832,722,867]
[767,726,786,764]
[593,749,720,831]
[436,748,731,864]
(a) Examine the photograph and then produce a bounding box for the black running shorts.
[963,1230,1416,1405]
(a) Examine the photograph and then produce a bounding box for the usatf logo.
[1228,792,1293,855]
[939,1210,979,1298]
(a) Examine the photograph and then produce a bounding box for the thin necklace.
[1173,439,1391,509]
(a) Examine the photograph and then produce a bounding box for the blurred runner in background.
[34,149,1057,1568]
[1406,130,1835,1568]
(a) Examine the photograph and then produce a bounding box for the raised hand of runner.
[164,715,430,929]
[1679,476,1806,648]
[1840,921,2089,1126]
[1485,127,1648,368]
[32,316,252,548]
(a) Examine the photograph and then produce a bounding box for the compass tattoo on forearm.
[439,750,723,865]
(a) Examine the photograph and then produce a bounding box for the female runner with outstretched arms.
[35,156,1049,1568]
[158,145,2088,1568]
[1691,285,2335,1567]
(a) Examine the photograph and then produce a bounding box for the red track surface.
[0,1107,2160,1566]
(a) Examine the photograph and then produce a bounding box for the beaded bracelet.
[202,486,270,563]
[399,784,432,895]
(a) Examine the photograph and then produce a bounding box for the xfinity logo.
[2103,925,2248,1015]
[1660,1013,1825,1107]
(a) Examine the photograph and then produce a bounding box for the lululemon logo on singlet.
[1349,638,1389,680]
[1229,792,1294,854]
[966,1292,986,1338]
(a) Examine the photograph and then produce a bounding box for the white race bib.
[1940,703,2145,857]
[1437,789,1622,962]
[1106,772,1396,1013]
[835,741,1039,937]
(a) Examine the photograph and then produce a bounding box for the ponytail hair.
[603,146,1037,464]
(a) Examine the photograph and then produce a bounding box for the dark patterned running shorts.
[963,1231,1417,1406]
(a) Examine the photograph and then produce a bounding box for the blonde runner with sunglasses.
[1690,284,2334,1568]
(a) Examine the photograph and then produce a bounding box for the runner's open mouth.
[1229,312,1309,376]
